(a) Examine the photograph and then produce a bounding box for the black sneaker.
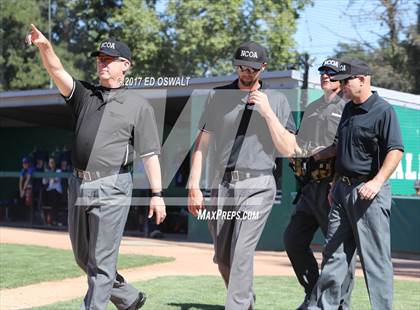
[296,294,310,310]
[125,292,146,310]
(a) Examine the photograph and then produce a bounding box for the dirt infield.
[0,227,419,309]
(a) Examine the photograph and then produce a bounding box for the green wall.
[388,106,420,195]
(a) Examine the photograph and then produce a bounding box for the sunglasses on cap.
[318,68,338,76]
[238,65,261,73]
[339,75,361,84]
[96,55,127,64]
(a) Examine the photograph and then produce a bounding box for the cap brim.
[90,50,120,58]
[318,64,339,72]
[234,59,264,69]
[330,74,352,81]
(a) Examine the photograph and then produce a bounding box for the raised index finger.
[30,24,40,33]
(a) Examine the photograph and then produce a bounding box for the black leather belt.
[223,170,272,183]
[340,175,369,186]
[73,166,129,182]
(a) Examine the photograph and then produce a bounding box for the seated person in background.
[31,152,46,223]
[59,155,71,194]
[42,156,63,225]
[19,156,33,207]
[60,157,71,172]
[414,180,420,196]
[32,152,46,197]
[58,155,71,224]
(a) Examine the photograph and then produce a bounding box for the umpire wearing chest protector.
[188,42,300,310]
[309,60,404,310]
[284,58,355,310]
[26,25,166,310]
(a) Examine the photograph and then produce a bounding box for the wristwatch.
[151,191,163,197]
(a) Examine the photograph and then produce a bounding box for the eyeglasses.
[318,68,337,76]
[96,56,126,64]
[340,75,360,84]
[238,65,260,73]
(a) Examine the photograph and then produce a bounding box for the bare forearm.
[143,155,162,193]
[188,150,205,189]
[188,132,209,189]
[38,44,73,96]
[264,111,299,157]
[373,149,403,184]
[38,42,64,76]
[28,24,73,96]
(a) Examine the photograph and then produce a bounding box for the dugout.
[1,70,419,254]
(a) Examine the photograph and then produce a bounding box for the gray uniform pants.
[68,173,139,310]
[283,180,355,307]
[309,179,393,310]
[207,175,276,310]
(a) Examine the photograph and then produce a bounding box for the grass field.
[2,243,419,309]
[0,243,174,289]
[34,276,420,310]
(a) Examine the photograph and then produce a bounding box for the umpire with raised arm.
[309,60,404,310]
[26,24,166,310]
[284,58,355,310]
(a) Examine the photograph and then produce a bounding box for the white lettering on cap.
[101,42,115,49]
[323,59,338,67]
[240,50,258,58]
[339,64,347,71]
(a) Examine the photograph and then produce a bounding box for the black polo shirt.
[64,79,161,171]
[335,91,404,177]
[200,79,296,171]
[297,92,346,152]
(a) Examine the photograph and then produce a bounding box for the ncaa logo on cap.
[101,42,115,49]
[324,59,339,67]
[240,50,258,58]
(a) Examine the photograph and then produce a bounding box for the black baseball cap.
[318,58,341,72]
[331,59,372,81]
[90,38,132,62]
[233,41,267,69]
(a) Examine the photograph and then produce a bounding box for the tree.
[401,3,420,93]
[1,0,50,90]
[1,0,311,90]
[111,0,165,77]
[53,0,124,81]
[154,0,310,76]
[334,0,419,94]
[0,0,123,90]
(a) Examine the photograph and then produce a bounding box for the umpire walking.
[188,42,298,310]
[309,60,404,310]
[284,58,355,310]
[27,24,166,309]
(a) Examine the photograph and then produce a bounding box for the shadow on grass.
[167,303,224,310]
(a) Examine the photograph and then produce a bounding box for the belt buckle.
[342,176,351,186]
[231,170,240,182]
[83,171,92,181]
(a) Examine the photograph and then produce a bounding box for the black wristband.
[151,191,163,197]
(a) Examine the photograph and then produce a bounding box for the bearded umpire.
[27,24,166,310]
[188,42,298,310]
[309,60,404,310]
[284,58,355,310]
